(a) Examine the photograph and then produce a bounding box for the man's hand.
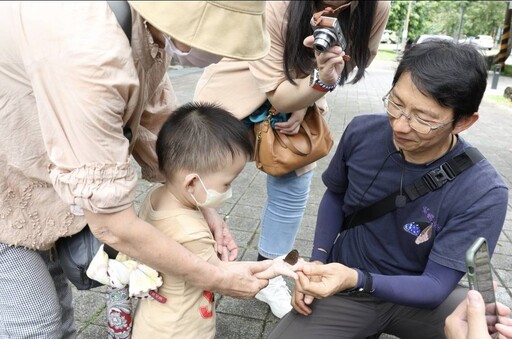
[295,262,358,299]
[291,261,323,315]
[200,208,238,261]
[215,260,273,298]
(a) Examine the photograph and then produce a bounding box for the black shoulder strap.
[107,0,132,44]
[344,147,485,229]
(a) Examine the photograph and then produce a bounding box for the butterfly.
[403,221,433,245]
[284,249,299,265]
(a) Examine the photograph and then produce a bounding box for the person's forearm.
[311,190,345,262]
[84,207,223,292]
[267,77,327,113]
[371,260,464,309]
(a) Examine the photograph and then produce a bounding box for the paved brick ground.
[73,59,512,339]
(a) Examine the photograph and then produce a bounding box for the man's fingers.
[301,261,324,276]
[291,285,312,316]
[304,294,315,305]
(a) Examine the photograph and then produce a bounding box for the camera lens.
[313,28,337,53]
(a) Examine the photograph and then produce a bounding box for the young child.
[129,102,301,338]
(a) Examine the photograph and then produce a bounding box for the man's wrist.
[353,268,364,289]
[344,268,374,295]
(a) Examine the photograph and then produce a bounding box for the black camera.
[310,15,346,53]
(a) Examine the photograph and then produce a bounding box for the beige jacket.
[0,2,177,249]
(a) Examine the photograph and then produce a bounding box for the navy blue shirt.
[312,114,508,275]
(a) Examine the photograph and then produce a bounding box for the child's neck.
[153,185,196,211]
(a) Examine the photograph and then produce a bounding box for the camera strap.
[312,2,353,24]
[343,147,485,229]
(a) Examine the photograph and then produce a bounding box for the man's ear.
[453,113,479,135]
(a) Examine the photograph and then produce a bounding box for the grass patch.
[376,49,400,61]
[485,94,512,108]
[503,64,512,76]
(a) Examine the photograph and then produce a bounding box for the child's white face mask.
[190,176,232,208]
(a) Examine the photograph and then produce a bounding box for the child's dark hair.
[156,102,253,179]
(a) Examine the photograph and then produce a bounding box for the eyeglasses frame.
[382,94,453,134]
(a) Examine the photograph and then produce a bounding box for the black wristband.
[359,270,374,294]
[345,270,373,296]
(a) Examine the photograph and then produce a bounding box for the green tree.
[463,1,507,38]
[386,1,508,42]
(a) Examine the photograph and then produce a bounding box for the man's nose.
[391,114,412,133]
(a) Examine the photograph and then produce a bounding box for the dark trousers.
[267,285,467,339]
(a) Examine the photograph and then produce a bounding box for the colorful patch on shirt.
[422,206,442,232]
[403,221,433,244]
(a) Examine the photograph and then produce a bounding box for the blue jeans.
[258,170,314,259]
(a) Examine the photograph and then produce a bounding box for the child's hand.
[253,253,305,280]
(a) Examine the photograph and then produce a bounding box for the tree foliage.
[386,1,509,42]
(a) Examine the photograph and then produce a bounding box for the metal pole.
[401,1,413,51]
[492,64,502,90]
[456,3,466,42]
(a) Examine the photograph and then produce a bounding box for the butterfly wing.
[415,225,433,245]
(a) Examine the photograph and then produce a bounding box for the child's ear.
[184,173,198,193]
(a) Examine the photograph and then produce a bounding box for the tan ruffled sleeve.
[21,2,140,213]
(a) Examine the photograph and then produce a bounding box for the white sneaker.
[255,276,292,318]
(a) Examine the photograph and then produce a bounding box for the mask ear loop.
[186,174,208,207]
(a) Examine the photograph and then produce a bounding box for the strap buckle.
[423,163,456,191]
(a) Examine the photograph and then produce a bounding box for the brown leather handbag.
[254,104,334,176]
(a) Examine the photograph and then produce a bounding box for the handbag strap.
[276,123,313,156]
[272,105,319,156]
[344,147,485,229]
[107,0,132,44]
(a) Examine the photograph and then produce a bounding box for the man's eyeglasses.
[382,95,453,134]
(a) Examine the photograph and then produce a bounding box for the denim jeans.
[258,170,314,259]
